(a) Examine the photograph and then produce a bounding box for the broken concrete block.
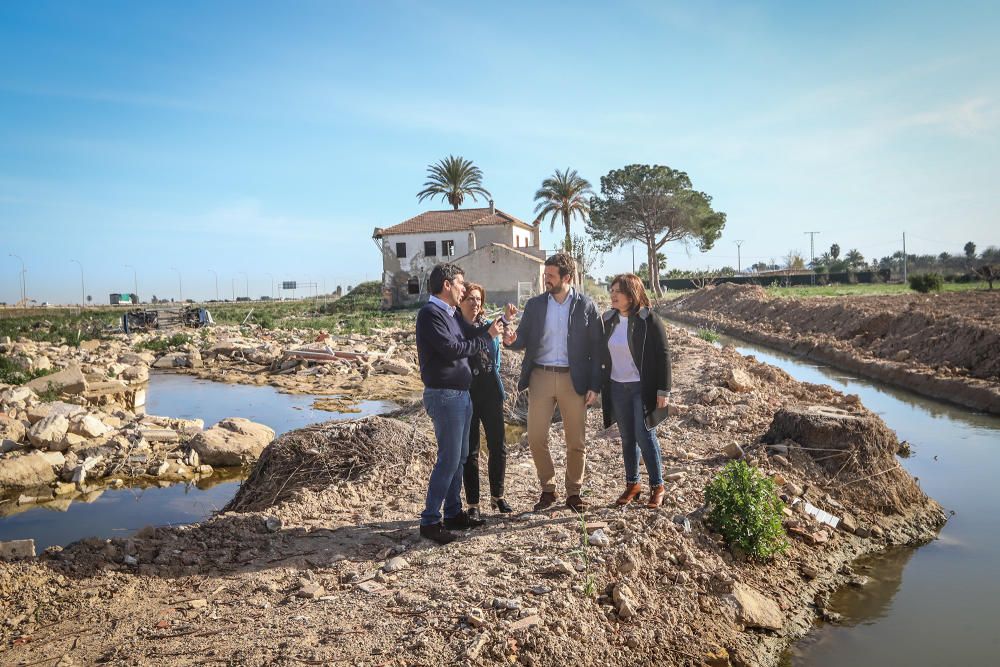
[0,539,35,561]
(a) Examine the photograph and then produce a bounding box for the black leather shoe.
[419,523,456,545]
[491,497,513,514]
[444,510,485,530]
[533,492,557,512]
[467,507,481,522]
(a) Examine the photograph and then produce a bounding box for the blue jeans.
[420,388,473,526]
[611,381,663,487]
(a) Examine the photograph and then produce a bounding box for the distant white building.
[372,201,546,308]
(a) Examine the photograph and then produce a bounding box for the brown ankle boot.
[646,485,665,509]
[616,483,642,506]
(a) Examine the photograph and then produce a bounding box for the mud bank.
[0,329,943,667]
[663,284,1000,415]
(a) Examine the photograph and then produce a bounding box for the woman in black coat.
[599,273,672,508]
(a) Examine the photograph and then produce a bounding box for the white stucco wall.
[381,231,470,271]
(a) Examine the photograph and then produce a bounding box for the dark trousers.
[463,373,507,504]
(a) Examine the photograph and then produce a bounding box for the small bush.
[908,273,944,293]
[705,460,788,561]
[136,333,193,352]
[696,328,720,343]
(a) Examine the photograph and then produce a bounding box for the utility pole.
[70,259,85,306]
[902,232,907,282]
[265,272,274,300]
[208,269,219,301]
[631,243,635,274]
[804,231,820,286]
[239,271,248,300]
[231,278,236,301]
[124,264,138,303]
[734,240,745,274]
[9,253,25,305]
[170,267,182,303]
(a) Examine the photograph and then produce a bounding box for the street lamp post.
[9,253,25,305]
[170,267,182,303]
[70,259,85,306]
[208,269,219,301]
[265,272,274,300]
[124,264,138,303]
[238,272,248,300]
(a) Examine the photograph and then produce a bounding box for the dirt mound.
[224,416,433,512]
[763,405,923,514]
[665,288,1000,413]
[672,282,767,312]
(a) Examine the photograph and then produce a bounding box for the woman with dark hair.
[599,273,672,509]
[459,282,512,518]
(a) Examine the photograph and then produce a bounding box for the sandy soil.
[664,284,1000,414]
[0,327,944,667]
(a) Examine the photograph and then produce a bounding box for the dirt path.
[0,327,944,667]
[663,284,1000,414]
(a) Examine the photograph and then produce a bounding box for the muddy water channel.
[0,374,395,551]
[693,331,1000,666]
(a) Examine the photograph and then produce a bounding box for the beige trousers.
[527,368,587,495]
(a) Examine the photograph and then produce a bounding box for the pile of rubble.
[0,335,274,521]
[143,325,425,399]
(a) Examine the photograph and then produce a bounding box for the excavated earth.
[663,284,1000,414]
[0,327,945,667]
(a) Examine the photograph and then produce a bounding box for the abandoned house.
[372,201,546,308]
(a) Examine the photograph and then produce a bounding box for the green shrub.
[908,273,944,293]
[705,460,788,561]
[696,328,720,343]
[136,333,193,352]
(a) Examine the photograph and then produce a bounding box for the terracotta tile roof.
[375,207,534,237]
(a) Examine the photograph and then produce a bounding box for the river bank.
[662,283,1000,415]
[1,326,943,666]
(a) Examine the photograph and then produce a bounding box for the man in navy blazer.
[505,252,603,513]
[416,263,504,544]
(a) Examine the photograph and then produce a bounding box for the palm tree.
[845,248,865,269]
[533,168,594,254]
[416,155,491,210]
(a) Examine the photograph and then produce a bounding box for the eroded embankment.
[1,331,944,667]
[663,284,1000,415]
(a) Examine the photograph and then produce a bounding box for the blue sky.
[1,0,997,303]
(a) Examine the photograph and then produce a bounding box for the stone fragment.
[732,582,784,630]
[383,556,409,573]
[511,614,541,630]
[723,443,744,459]
[0,539,35,560]
[26,365,87,395]
[189,417,275,466]
[588,529,610,547]
[726,367,754,393]
[71,415,110,438]
[0,452,58,491]
[0,415,26,443]
[28,414,70,450]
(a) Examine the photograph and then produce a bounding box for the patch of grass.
[696,328,721,343]
[0,355,55,386]
[570,512,597,597]
[208,282,418,334]
[705,459,789,561]
[765,280,986,298]
[135,333,193,352]
[0,310,120,346]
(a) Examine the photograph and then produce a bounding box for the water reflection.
[0,374,395,549]
[664,322,1000,666]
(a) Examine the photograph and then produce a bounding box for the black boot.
[491,497,513,514]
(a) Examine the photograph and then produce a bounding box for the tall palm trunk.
[563,209,572,253]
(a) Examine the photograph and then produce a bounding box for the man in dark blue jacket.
[416,263,503,544]
[505,253,603,513]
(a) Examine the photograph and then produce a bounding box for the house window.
[395,242,407,258]
[424,241,437,256]
[407,276,420,295]
[442,240,454,256]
